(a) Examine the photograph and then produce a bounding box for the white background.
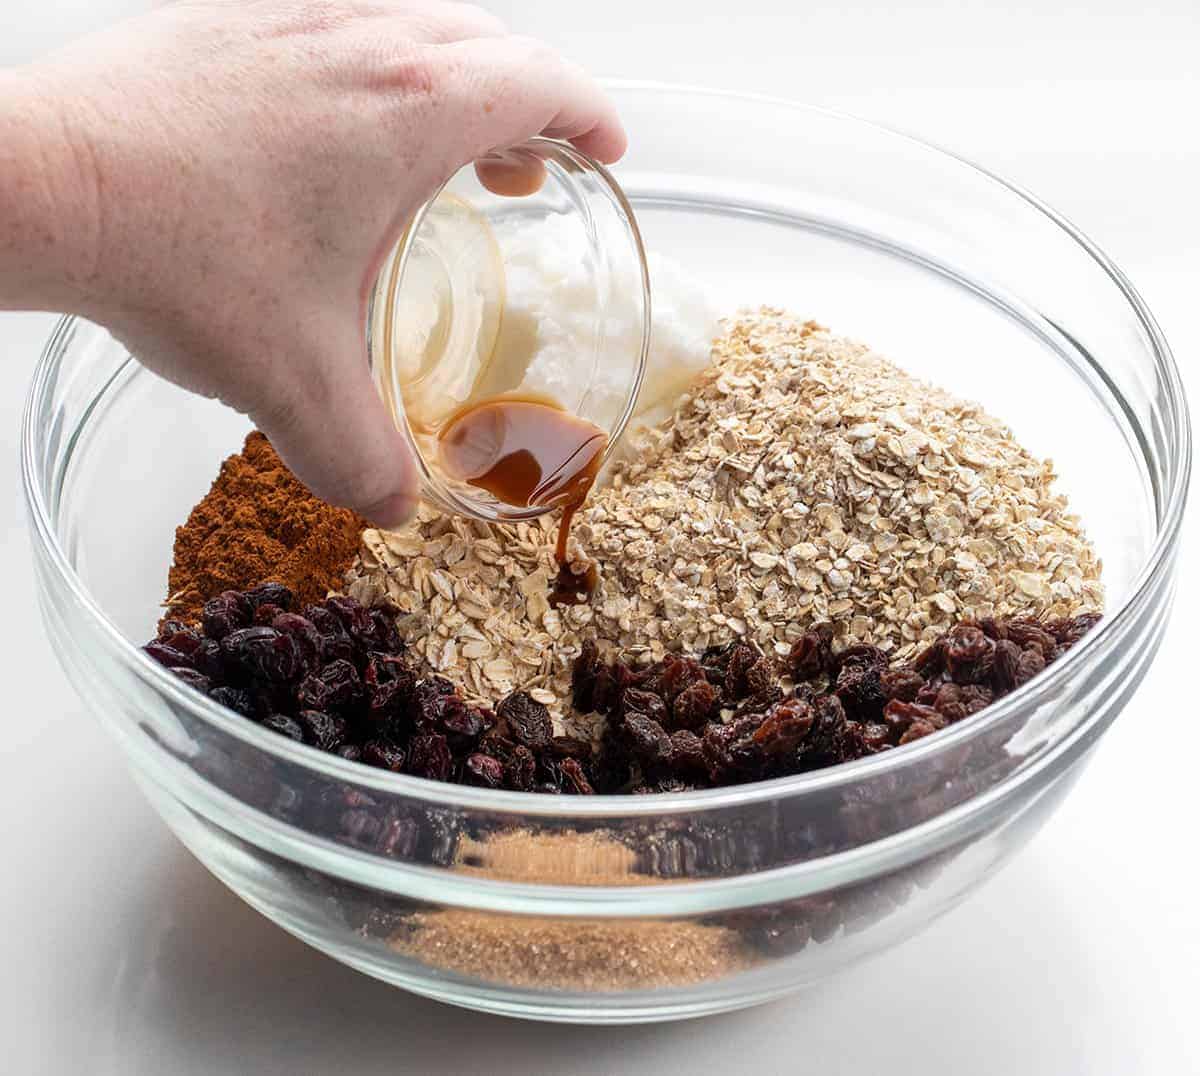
[2,2,1198,1073]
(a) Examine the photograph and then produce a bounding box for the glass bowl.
[368,136,650,522]
[21,83,1189,1023]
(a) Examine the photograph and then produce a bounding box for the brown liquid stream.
[438,396,605,605]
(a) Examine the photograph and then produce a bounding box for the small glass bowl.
[368,137,651,522]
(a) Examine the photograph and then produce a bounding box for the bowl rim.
[21,80,1191,825]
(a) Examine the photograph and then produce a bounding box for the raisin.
[658,654,708,700]
[209,685,257,718]
[362,740,406,772]
[835,664,886,723]
[202,591,254,641]
[752,698,815,765]
[324,595,374,645]
[245,582,294,612]
[671,679,720,730]
[297,709,347,751]
[571,639,601,713]
[558,758,595,795]
[260,713,304,742]
[405,734,452,782]
[788,623,834,681]
[621,687,668,724]
[271,612,323,670]
[168,667,211,693]
[992,639,1023,692]
[623,711,672,766]
[723,642,764,700]
[944,625,993,684]
[880,668,924,702]
[464,753,505,788]
[496,692,552,749]
[220,626,301,683]
[666,729,707,776]
[883,699,945,736]
[144,641,194,669]
[1016,646,1047,685]
[504,745,537,791]
[296,659,363,713]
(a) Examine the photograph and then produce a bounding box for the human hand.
[5,1,625,525]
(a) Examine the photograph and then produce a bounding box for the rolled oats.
[346,309,1103,730]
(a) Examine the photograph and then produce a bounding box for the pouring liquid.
[437,396,606,604]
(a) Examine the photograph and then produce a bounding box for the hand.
[4,1,625,526]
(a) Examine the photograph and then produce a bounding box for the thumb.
[249,333,418,529]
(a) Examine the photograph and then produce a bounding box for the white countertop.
[3,2,1197,1072]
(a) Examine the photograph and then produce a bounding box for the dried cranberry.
[202,591,253,641]
[496,692,552,749]
[297,709,347,751]
[335,744,363,763]
[442,706,487,745]
[363,653,416,728]
[260,713,304,742]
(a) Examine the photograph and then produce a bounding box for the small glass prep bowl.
[22,83,1189,1024]
[369,137,650,522]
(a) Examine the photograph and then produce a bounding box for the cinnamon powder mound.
[164,432,365,624]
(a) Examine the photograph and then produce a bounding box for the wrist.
[0,67,105,314]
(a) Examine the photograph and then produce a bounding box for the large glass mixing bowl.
[21,84,1189,1023]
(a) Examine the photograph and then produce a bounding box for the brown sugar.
[163,432,365,625]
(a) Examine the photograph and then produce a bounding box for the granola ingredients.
[164,433,365,626]
[145,595,1097,794]
[347,310,1103,716]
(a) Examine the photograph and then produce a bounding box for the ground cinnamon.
[164,432,365,625]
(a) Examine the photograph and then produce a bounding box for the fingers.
[429,35,627,167]
[249,330,419,529]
